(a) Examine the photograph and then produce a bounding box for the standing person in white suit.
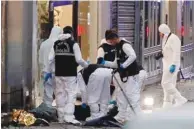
[46,26,88,124]
[158,24,187,108]
[39,26,63,107]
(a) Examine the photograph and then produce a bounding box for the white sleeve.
[77,72,87,103]
[73,43,88,68]
[122,43,136,68]
[97,47,105,58]
[171,36,181,65]
[48,47,55,62]
[104,58,118,68]
[97,47,117,68]
[45,47,55,73]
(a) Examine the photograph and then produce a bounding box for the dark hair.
[63,26,73,34]
[105,30,118,40]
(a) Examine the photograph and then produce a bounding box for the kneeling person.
[77,64,113,121]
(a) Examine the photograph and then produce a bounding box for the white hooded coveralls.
[39,26,63,107]
[47,34,88,123]
[102,41,141,122]
[77,67,112,121]
[159,24,187,108]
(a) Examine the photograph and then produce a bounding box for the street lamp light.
[143,96,154,113]
[144,97,154,106]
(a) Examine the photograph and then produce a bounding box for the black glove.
[112,69,118,74]
[155,52,163,60]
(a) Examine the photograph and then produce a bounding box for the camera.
[155,51,163,60]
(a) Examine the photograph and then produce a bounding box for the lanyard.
[163,33,172,47]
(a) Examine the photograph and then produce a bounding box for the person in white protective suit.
[100,30,141,123]
[97,30,147,101]
[138,65,148,91]
[46,26,88,124]
[39,26,63,107]
[158,24,187,108]
[77,64,112,121]
[97,30,117,103]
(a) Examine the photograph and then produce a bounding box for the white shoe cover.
[174,97,187,107]
[162,101,173,108]
[64,115,81,125]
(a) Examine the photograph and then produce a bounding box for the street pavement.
[141,79,194,108]
[3,79,194,129]
[3,123,120,129]
[127,102,194,129]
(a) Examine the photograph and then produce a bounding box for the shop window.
[182,1,193,44]
[144,1,161,48]
[78,1,90,60]
[53,2,73,27]
[189,3,193,42]
[144,1,148,48]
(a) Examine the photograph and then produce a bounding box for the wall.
[88,1,111,62]
[160,0,169,24]
[1,1,9,110]
[78,1,90,60]
[98,1,111,46]
[6,1,24,89]
[88,1,98,63]
[4,1,33,109]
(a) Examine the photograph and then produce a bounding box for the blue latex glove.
[81,103,87,109]
[109,100,117,105]
[100,59,105,65]
[169,65,176,73]
[44,73,52,83]
[119,64,125,71]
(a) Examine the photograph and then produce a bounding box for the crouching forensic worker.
[46,26,88,124]
[100,31,141,123]
[77,64,113,121]
[158,24,187,108]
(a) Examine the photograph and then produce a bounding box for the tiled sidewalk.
[3,80,194,129]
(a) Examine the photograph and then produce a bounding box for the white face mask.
[164,33,169,37]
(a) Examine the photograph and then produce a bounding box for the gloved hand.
[44,73,52,83]
[169,65,176,73]
[109,100,117,106]
[87,60,90,64]
[100,59,105,65]
[81,103,87,109]
[119,64,125,71]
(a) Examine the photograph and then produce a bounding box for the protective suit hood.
[39,26,62,72]
[49,26,63,40]
[58,34,72,41]
[121,38,133,44]
[100,39,108,45]
[158,24,171,35]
